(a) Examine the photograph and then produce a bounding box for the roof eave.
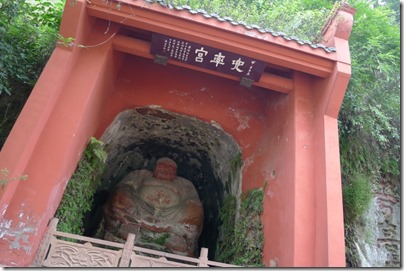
[86,0,337,78]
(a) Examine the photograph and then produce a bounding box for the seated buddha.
[100,157,204,257]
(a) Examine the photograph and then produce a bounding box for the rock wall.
[86,106,242,260]
[354,177,400,267]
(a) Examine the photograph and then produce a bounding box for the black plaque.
[150,33,266,82]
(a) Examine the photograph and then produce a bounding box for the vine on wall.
[217,188,264,267]
[0,168,27,189]
[55,137,107,235]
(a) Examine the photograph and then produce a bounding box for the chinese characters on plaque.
[150,33,266,82]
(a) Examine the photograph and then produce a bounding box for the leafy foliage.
[342,174,373,222]
[339,0,400,180]
[218,188,264,267]
[337,1,399,265]
[172,0,333,41]
[0,0,63,149]
[0,0,63,95]
[55,137,107,235]
[217,194,237,262]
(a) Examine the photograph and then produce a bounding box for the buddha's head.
[153,157,177,182]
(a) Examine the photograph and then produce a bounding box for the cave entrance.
[85,106,242,260]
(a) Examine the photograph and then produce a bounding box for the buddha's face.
[153,161,176,182]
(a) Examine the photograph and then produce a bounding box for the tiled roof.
[145,0,337,53]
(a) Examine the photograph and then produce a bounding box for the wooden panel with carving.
[41,237,122,267]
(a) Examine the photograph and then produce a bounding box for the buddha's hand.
[140,221,170,233]
[179,199,204,225]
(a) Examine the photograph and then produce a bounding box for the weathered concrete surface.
[354,178,400,267]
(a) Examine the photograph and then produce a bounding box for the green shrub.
[0,0,63,95]
[55,137,107,235]
[217,194,237,262]
[0,0,64,149]
[343,174,373,223]
[218,188,264,267]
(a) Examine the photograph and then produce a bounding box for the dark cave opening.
[83,106,242,260]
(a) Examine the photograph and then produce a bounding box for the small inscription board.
[150,33,266,82]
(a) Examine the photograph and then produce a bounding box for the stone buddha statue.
[100,157,204,257]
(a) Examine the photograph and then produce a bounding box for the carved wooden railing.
[33,218,239,267]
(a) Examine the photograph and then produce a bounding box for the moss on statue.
[142,231,170,247]
[217,188,264,267]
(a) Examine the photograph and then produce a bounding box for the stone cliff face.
[353,177,400,267]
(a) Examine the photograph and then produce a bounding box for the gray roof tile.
[152,2,335,53]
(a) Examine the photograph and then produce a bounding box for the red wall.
[94,54,320,267]
[95,55,323,267]
[95,55,273,192]
[262,72,318,266]
[0,47,346,267]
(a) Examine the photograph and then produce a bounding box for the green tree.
[0,0,63,148]
[0,0,63,95]
[339,0,400,181]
